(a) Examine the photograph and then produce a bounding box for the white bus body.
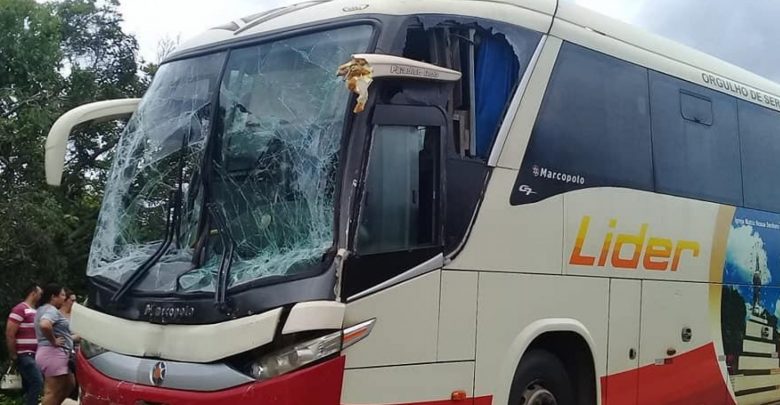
[46,1,780,404]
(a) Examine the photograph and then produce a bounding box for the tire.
[508,349,575,405]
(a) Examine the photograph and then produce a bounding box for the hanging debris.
[337,57,374,113]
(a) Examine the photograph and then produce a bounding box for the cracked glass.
[88,52,224,288]
[89,25,373,293]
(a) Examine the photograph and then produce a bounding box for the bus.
[43,0,780,404]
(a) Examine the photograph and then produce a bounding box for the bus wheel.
[508,349,574,405]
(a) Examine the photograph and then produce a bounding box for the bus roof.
[171,0,780,111]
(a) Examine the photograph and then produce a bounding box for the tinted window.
[649,72,742,205]
[357,125,440,254]
[680,91,714,125]
[513,43,653,205]
[739,101,780,212]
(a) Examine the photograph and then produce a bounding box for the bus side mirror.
[45,98,141,186]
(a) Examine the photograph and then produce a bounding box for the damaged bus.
[44,0,780,404]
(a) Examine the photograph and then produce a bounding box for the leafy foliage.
[0,391,22,405]
[0,0,153,367]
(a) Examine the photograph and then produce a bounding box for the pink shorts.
[35,345,70,377]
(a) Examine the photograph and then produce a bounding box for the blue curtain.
[474,35,519,159]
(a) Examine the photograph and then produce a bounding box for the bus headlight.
[80,339,108,359]
[250,319,375,380]
[250,331,341,379]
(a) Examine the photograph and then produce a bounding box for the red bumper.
[76,350,346,405]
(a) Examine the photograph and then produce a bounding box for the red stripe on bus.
[343,396,492,405]
[77,351,347,405]
[370,396,492,405]
[601,342,735,405]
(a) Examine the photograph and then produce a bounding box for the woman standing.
[33,283,75,405]
[60,289,75,321]
[59,288,80,401]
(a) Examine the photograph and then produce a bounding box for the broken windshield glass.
[177,24,374,292]
[88,52,225,286]
[89,25,374,294]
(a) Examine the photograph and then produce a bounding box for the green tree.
[52,0,149,293]
[0,0,151,382]
[0,0,66,319]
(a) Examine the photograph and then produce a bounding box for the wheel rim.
[519,381,557,405]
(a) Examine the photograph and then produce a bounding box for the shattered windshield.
[88,25,374,293]
[88,52,224,288]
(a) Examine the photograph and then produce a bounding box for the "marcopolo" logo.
[143,303,196,321]
[532,165,585,185]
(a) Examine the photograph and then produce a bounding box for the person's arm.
[4,319,18,360]
[38,319,65,347]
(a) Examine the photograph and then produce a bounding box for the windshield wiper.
[111,189,179,303]
[111,110,204,304]
[207,203,236,313]
[186,100,237,311]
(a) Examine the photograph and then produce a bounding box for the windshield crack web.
[87,26,373,294]
[185,34,351,291]
[89,51,223,289]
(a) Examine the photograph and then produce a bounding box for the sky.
[118,0,268,63]
[576,0,780,83]
[118,0,780,82]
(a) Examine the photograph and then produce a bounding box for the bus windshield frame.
[87,23,376,305]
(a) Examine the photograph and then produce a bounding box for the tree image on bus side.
[721,208,780,403]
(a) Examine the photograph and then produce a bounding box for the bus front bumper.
[76,350,346,405]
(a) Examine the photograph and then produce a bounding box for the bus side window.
[513,42,654,205]
[341,105,446,299]
[680,91,714,126]
[401,22,540,253]
[739,100,780,212]
[402,26,522,160]
[357,125,440,254]
[649,72,742,206]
